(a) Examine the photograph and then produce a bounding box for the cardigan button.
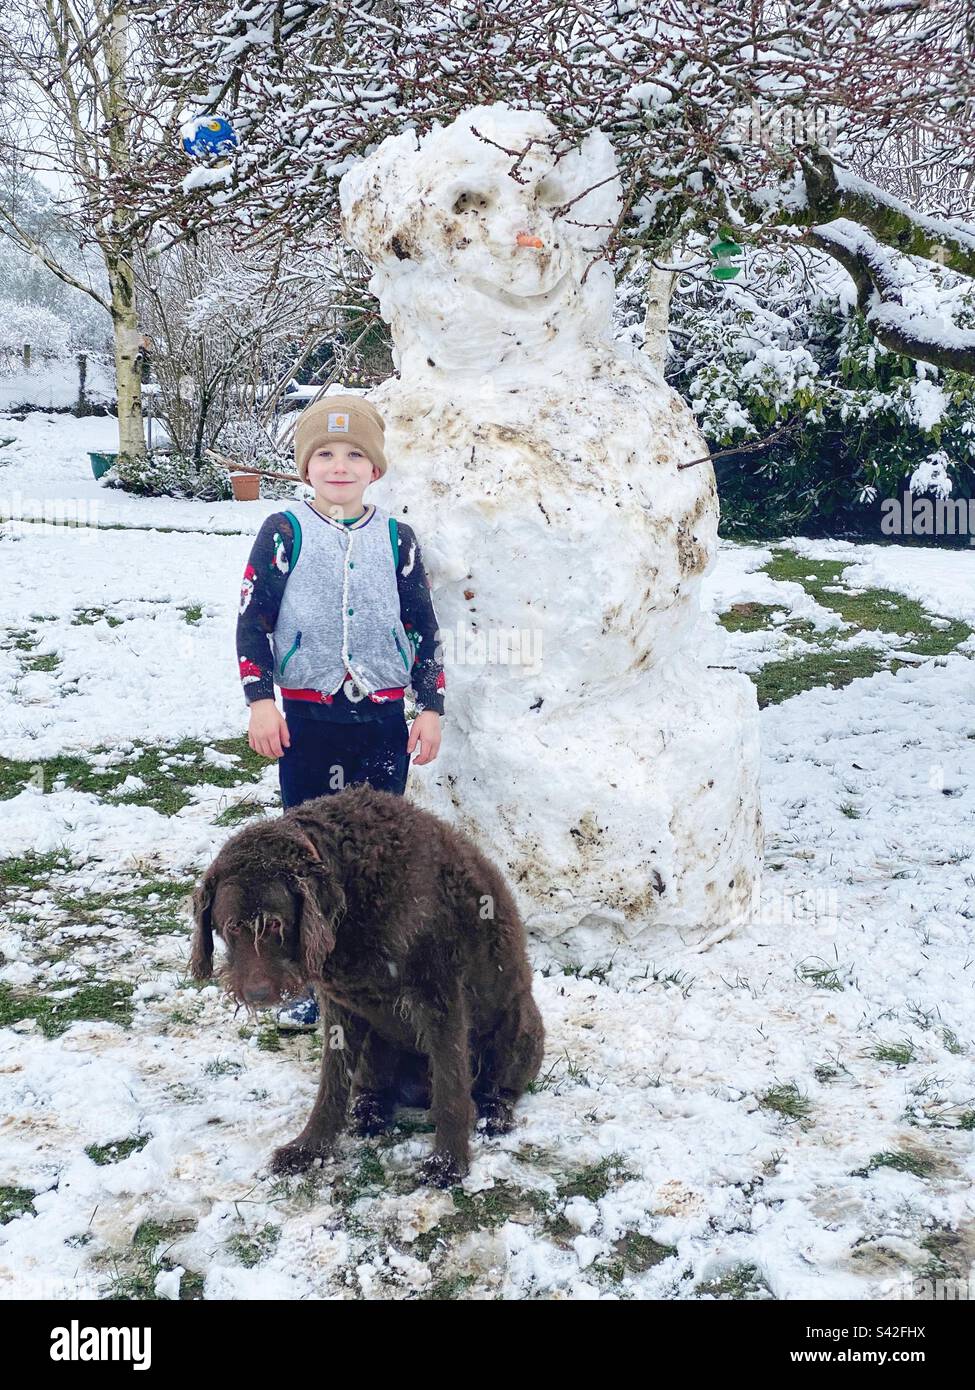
[348,607,354,615]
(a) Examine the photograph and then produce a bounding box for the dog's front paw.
[477,1097,515,1137]
[419,1150,468,1189]
[270,1137,331,1175]
[350,1093,394,1138]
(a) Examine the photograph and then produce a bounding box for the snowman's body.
[339,105,762,954]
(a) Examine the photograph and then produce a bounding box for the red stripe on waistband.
[280,684,406,704]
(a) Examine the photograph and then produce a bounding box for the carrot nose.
[516,232,544,248]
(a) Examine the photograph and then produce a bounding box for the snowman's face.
[339,108,622,367]
[427,154,575,306]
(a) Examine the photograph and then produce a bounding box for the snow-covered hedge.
[616,249,975,538]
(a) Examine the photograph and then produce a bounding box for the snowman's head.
[339,104,623,375]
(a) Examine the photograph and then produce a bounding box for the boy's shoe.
[275,991,320,1032]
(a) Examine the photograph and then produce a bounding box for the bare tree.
[136,232,344,461]
[0,0,184,456]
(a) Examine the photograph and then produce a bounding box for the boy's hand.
[408,710,442,765]
[248,699,291,759]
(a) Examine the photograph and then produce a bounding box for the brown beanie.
[294,395,388,483]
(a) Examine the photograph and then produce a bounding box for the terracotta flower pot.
[230,471,261,501]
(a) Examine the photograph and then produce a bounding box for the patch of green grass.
[226,1223,281,1268]
[530,1050,593,1093]
[764,550,972,653]
[376,1115,436,1145]
[86,1133,151,1166]
[72,607,121,627]
[411,1181,551,1261]
[796,957,845,992]
[872,1038,917,1066]
[181,605,204,624]
[215,798,267,827]
[23,651,60,672]
[739,550,973,707]
[754,645,888,707]
[422,1273,478,1300]
[0,979,134,1037]
[556,1154,634,1203]
[760,1083,813,1123]
[0,1186,36,1224]
[0,850,68,893]
[331,1147,387,1208]
[203,1058,243,1077]
[695,1262,773,1300]
[133,1218,195,1248]
[597,1230,678,1282]
[853,1150,936,1179]
[629,963,695,995]
[0,736,268,814]
[919,1227,968,1281]
[54,876,194,940]
[103,1218,203,1300]
[559,958,617,985]
[255,1024,282,1052]
[718,602,788,634]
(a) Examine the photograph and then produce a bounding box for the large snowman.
[339,104,762,956]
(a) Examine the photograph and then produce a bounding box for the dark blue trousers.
[277,709,410,810]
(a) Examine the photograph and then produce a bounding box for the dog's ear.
[190,873,216,980]
[296,871,346,980]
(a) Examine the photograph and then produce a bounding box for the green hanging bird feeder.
[710,234,743,280]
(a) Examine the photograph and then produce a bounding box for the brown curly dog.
[190,784,545,1186]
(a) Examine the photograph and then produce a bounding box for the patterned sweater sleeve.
[236,512,295,705]
[396,522,446,717]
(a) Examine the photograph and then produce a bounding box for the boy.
[235,394,445,1028]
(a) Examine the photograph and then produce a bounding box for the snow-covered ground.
[0,413,973,1301]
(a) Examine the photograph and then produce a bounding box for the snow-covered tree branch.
[142,0,975,372]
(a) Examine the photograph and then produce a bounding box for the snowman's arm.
[395,523,445,718]
[235,512,294,705]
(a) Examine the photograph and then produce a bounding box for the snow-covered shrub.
[103,450,232,501]
[617,248,975,537]
[0,301,71,363]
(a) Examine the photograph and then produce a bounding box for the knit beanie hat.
[294,395,388,483]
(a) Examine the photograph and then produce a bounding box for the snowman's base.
[407,656,763,959]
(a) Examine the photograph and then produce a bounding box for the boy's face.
[307,443,379,510]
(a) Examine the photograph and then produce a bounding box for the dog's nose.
[244,985,274,1005]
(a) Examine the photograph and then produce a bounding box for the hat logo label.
[328,412,350,431]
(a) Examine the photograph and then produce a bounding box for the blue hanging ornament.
[181,114,239,160]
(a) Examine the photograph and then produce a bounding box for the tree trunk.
[110,258,146,458]
[642,259,675,375]
[105,3,145,460]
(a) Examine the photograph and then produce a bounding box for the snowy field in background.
[0,413,973,1301]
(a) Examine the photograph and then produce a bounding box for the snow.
[0,405,968,1295]
[2,410,974,1301]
